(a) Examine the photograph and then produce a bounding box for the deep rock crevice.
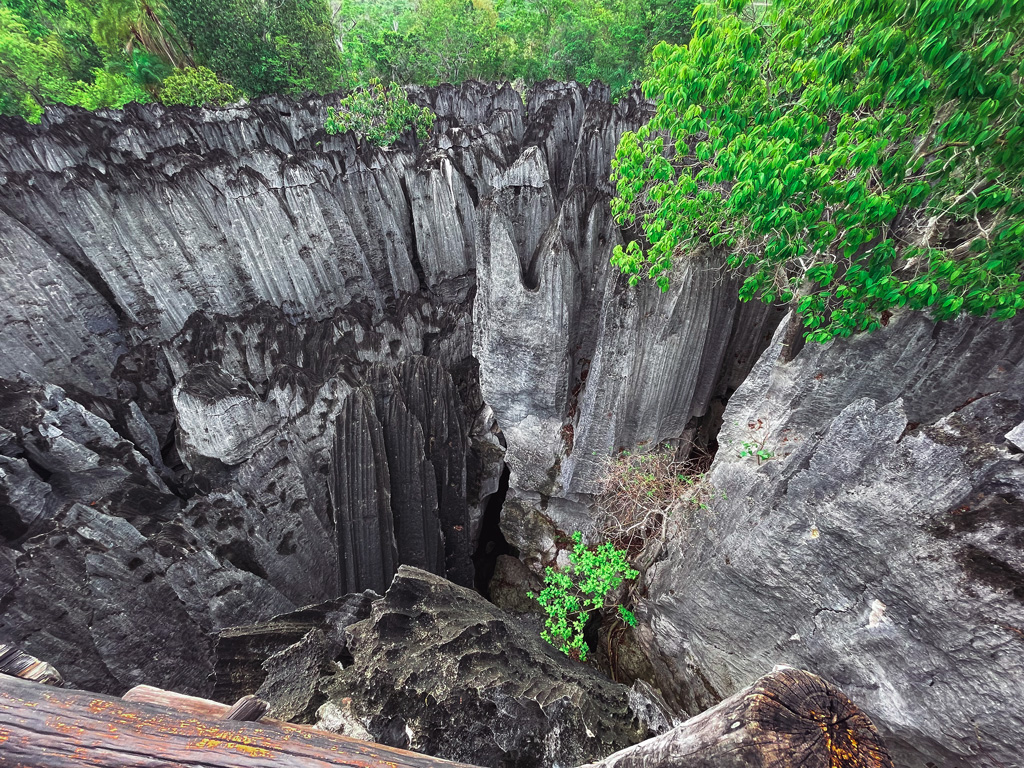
[3,79,1015,768]
[5,81,780,697]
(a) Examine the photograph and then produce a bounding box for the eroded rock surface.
[0,79,1021,768]
[0,81,779,695]
[644,312,1024,768]
[213,590,377,719]
[322,566,671,768]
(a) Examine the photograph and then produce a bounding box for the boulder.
[322,566,675,768]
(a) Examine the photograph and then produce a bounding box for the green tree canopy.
[1,4,150,120]
[91,0,190,67]
[2,0,699,118]
[166,0,342,96]
[610,0,1024,342]
[159,64,239,105]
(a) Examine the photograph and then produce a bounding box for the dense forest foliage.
[0,0,695,120]
[611,0,1024,340]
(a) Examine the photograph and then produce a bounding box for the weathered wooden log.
[0,673,475,768]
[0,644,63,686]
[0,666,891,768]
[583,666,893,768]
[225,694,271,722]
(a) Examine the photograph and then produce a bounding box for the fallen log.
[0,644,62,686]
[0,672,475,768]
[584,666,893,768]
[0,666,891,768]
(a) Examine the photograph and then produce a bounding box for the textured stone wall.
[0,82,776,694]
[643,312,1024,768]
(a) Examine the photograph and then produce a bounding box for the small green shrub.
[324,78,434,147]
[735,419,773,465]
[159,67,242,107]
[529,532,638,661]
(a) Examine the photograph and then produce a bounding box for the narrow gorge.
[0,81,1021,768]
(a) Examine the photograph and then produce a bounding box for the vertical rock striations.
[0,211,126,398]
[644,312,1024,768]
[0,81,778,693]
[332,388,397,595]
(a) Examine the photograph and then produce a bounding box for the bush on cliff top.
[610,0,1024,342]
[324,79,434,146]
[159,66,241,107]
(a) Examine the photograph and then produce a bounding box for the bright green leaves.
[529,532,639,661]
[159,66,240,106]
[0,4,162,121]
[609,0,1024,342]
[324,79,434,146]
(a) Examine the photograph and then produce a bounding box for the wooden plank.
[121,684,231,717]
[0,673,475,768]
[123,685,319,733]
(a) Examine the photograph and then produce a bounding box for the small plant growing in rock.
[324,79,434,147]
[736,420,773,464]
[529,532,638,661]
[597,445,712,566]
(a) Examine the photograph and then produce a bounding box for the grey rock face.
[0,211,126,398]
[470,90,783,561]
[0,382,298,695]
[323,566,670,768]
[213,590,377,717]
[0,81,779,695]
[332,388,398,595]
[644,312,1024,768]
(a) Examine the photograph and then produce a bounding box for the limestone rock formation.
[0,211,126,399]
[643,312,1024,768]
[322,566,673,768]
[0,81,777,694]
[213,590,378,720]
[0,78,1020,768]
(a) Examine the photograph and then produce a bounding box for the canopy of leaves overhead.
[610,0,1024,341]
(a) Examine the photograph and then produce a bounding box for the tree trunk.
[0,673,474,768]
[582,667,892,768]
[779,310,806,363]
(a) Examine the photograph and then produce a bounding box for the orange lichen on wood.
[190,736,274,758]
[580,667,893,768]
[0,673,479,768]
